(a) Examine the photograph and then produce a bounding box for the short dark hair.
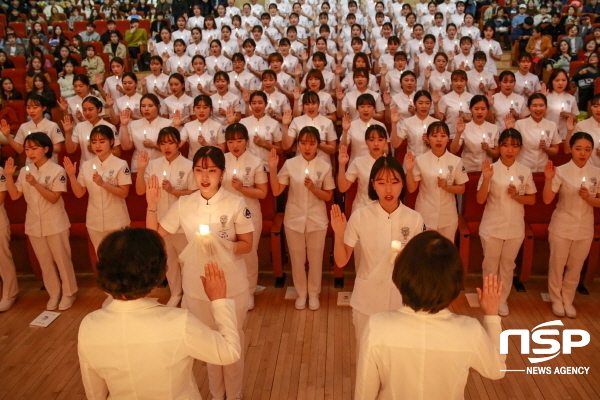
[96,228,167,299]
[569,131,594,149]
[498,128,523,147]
[225,123,249,141]
[90,124,115,145]
[157,126,181,144]
[392,230,463,313]
[193,146,226,171]
[24,132,53,159]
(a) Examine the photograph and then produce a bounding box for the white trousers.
[352,308,369,350]
[0,225,18,300]
[244,220,262,297]
[437,223,458,243]
[548,233,592,306]
[164,233,187,297]
[182,290,248,400]
[28,229,78,299]
[480,232,524,304]
[284,226,327,299]
[88,228,119,253]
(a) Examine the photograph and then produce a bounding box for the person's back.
[357,307,505,400]
[77,228,241,400]
[355,231,506,400]
[79,298,239,399]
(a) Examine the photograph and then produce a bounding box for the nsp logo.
[500,320,590,363]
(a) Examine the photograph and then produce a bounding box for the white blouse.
[398,115,439,157]
[180,118,225,161]
[126,116,173,172]
[458,120,499,172]
[545,91,579,140]
[514,117,560,172]
[72,119,119,163]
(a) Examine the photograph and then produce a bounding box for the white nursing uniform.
[0,167,18,301]
[71,119,119,163]
[458,120,499,172]
[515,117,560,172]
[397,115,439,157]
[15,119,65,164]
[239,115,282,170]
[344,118,387,163]
[437,90,474,138]
[126,116,173,172]
[287,114,337,163]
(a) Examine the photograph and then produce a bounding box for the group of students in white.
[0,0,599,397]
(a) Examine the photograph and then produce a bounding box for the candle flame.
[582,177,586,182]
[199,225,210,236]
[233,169,237,175]
[305,168,309,174]
[510,176,514,182]
[391,240,402,251]
[163,170,167,177]
[26,165,30,171]
[438,168,443,174]
[93,164,96,170]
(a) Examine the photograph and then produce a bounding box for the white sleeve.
[469,316,507,380]
[354,318,382,400]
[183,299,241,365]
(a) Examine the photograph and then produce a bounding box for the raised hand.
[382,91,392,106]
[62,115,74,132]
[566,114,575,133]
[293,86,301,101]
[476,274,502,316]
[342,113,351,131]
[390,107,402,124]
[63,157,77,177]
[504,112,515,129]
[120,108,131,126]
[200,261,227,301]
[330,204,347,235]
[4,157,16,175]
[404,150,416,172]
[544,160,555,180]
[481,158,493,180]
[338,145,349,166]
[336,85,345,100]
[137,151,150,171]
[456,117,465,135]
[431,90,441,105]
[146,174,161,208]
[105,91,115,107]
[282,109,293,126]
[268,148,279,171]
[0,119,10,137]
[58,97,69,111]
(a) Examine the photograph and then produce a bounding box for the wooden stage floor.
[0,273,599,400]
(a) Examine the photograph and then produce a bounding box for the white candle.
[541,131,545,140]
[391,240,402,251]
[76,103,80,110]
[177,61,180,66]
[26,165,30,172]
[465,60,468,67]
[428,60,432,66]
[143,130,147,140]
[233,169,237,177]
[198,125,202,133]
[582,177,587,188]
[423,124,426,133]
[438,168,443,176]
[442,78,445,85]
[510,100,514,107]
[199,225,210,236]
[86,135,90,142]
[163,170,167,179]
[197,77,201,84]
[235,74,238,80]
[305,168,309,176]
[218,99,222,107]
[154,79,157,86]
[524,80,528,86]
[561,103,565,111]
[459,102,463,111]
[479,76,483,83]
[92,164,96,170]
[126,101,130,109]
[482,133,486,141]
[28,131,31,136]
[510,175,514,184]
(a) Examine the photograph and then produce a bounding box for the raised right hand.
[145,174,161,207]
[63,157,77,177]
[476,274,502,316]
[200,261,227,301]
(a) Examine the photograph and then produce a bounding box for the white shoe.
[166,295,182,307]
[47,297,60,311]
[564,303,577,319]
[58,295,76,311]
[133,64,139,72]
[248,295,255,311]
[295,296,307,310]
[498,302,509,317]
[254,285,266,295]
[0,297,16,312]
[308,297,320,311]
[551,302,565,318]
[102,295,113,308]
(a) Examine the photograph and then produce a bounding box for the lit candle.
[479,76,483,83]
[126,101,130,109]
[510,176,514,184]
[561,103,565,111]
[143,130,147,140]
[235,74,238,80]
[198,125,202,133]
[438,168,443,176]
[26,165,30,172]
[197,77,201,84]
[305,168,309,176]
[76,104,80,111]
[391,240,402,251]
[268,98,272,106]
[28,131,31,135]
[86,135,90,142]
[92,164,97,170]
[428,60,432,66]
[582,177,587,188]
[177,61,180,66]
[154,79,157,86]
[233,169,237,177]
[524,80,528,86]
[541,130,545,140]
[459,102,463,111]
[218,99,222,107]
[255,127,258,134]
[510,100,514,108]
[442,78,445,85]
[199,225,210,236]
[163,170,167,179]
[465,60,469,67]
[482,133,486,141]
[423,124,426,133]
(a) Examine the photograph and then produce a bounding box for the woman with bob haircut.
[78,228,241,400]
[3,133,77,311]
[136,127,197,308]
[332,155,425,343]
[355,231,506,399]
[146,146,253,400]
[543,132,600,318]
[477,128,536,317]
[269,127,335,311]
[405,121,469,241]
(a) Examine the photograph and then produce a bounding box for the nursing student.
[340,93,387,163]
[180,95,227,158]
[0,164,18,312]
[269,127,335,311]
[146,146,253,400]
[543,132,600,318]
[119,94,176,173]
[337,125,388,214]
[58,74,104,125]
[222,123,268,311]
[433,69,474,138]
[63,96,121,163]
[105,72,143,124]
[405,121,469,241]
[508,93,560,172]
[390,90,439,157]
[136,127,197,308]
[450,95,499,172]
[565,94,600,167]
[477,129,536,317]
[332,156,425,342]
[5,95,64,164]
[4,133,77,311]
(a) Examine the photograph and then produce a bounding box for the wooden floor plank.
[1,273,599,400]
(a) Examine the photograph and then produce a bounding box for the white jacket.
[78,298,240,400]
